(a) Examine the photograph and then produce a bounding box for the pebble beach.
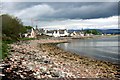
[1,39,119,80]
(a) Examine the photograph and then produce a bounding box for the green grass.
[1,39,17,59]
[1,42,8,59]
[1,37,35,59]
[1,40,13,59]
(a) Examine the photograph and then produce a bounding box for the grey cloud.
[2,0,119,2]
[2,2,118,20]
[2,2,118,29]
[43,2,118,19]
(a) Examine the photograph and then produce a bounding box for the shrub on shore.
[1,14,33,59]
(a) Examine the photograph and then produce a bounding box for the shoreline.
[1,39,119,79]
[39,43,118,65]
[55,44,119,65]
[71,35,119,39]
[39,43,120,79]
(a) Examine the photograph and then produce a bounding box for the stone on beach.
[1,39,119,79]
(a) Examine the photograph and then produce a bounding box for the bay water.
[58,36,120,64]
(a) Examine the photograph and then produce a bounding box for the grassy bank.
[1,42,8,59]
[1,38,35,59]
[1,40,16,59]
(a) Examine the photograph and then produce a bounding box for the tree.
[25,26,32,30]
[91,29,101,35]
[84,29,101,35]
[24,26,33,33]
[1,14,26,40]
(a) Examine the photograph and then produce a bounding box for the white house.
[23,26,41,38]
[79,32,85,37]
[70,31,77,37]
[58,29,69,37]
[53,30,60,37]
[45,29,69,37]
[45,30,54,36]
[29,28,37,38]
[70,31,85,37]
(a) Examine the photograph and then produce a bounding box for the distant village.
[22,26,110,38]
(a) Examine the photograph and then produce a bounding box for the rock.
[0,73,5,76]
[46,71,50,75]
[36,75,41,79]
[11,49,15,52]
[28,66,34,71]
[40,67,47,72]
[6,68,11,73]
[36,71,40,75]
[85,69,88,72]
[10,58,14,62]
[47,75,52,78]
[22,61,27,65]
[0,67,4,69]
[33,73,37,76]
[22,72,27,75]
[20,74,25,79]
[43,60,50,64]
[0,64,10,67]
[51,71,60,77]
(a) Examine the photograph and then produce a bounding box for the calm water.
[58,36,120,64]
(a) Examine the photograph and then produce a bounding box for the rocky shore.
[1,39,119,80]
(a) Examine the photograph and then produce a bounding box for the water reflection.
[58,36,119,64]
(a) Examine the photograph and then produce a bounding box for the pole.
[31,18,34,27]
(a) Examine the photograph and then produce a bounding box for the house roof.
[34,28,39,34]
[46,30,54,33]
[59,30,64,34]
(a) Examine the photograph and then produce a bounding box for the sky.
[1,1,119,29]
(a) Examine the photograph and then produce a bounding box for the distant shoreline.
[70,35,119,39]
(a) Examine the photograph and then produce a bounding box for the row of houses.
[23,27,94,38]
[45,29,69,37]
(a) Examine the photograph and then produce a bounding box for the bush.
[1,14,26,41]
[1,14,34,59]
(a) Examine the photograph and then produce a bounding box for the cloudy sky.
[1,2,119,29]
